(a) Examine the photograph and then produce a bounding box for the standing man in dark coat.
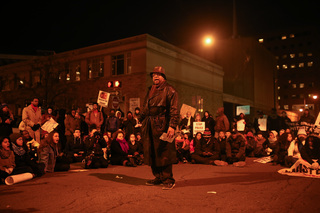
[139,66,179,190]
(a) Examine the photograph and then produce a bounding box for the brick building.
[0,34,224,118]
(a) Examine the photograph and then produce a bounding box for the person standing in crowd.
[65,109,81,145]
[22,98,42,143]
[202,111,215,136]
[214,107,230,138]
[279,111,292,131]
[253,110,267,136]
[41,107,56,125]
[139,66,179,190]
[0,103,14,138]
[298,109,315,126]
[85,103,104,132]
[267,108,281,133]
[122,111,137,141]
[105,109,120,135]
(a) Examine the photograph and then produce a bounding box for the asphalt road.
[1,158,319,213]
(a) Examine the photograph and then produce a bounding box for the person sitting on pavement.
[226,130,246,166]
[38,131,70,173]
[0,136,35,183]
[21,130,39,162]
[84,130,108,169]
[10,133,45,177]
[110,130,135,167]
[128,134,143,166]
[191,131,219,165]
[286,128,307,167]
[213,131,228,166]
[175,133,190,163]
[300,135,320,170]
[64,129,85,163]
[273,132,293,166]
[245,131,256,157]
[264,130,279,156]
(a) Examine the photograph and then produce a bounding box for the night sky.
[1,0,319,55]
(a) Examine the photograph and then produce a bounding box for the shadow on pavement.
[89,173,148,185]
[0,208,39,213]
[177,171,297,187]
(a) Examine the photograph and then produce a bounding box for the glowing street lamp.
[203,36,215,46]
[312,95,318,100]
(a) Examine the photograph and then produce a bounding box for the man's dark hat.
[150,66,166,80]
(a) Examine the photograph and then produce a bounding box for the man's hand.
[167,127,175,138]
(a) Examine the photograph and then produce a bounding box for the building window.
[32,71,41,87]
[276,65,280,70]
[282,64,288,69]
[284,105,289,110]
[291,94,297,99]
[292,84,296,88]
[307,53,312,57]
[282,54,287,59]
[299,63,304,68]
[298,53,304,57]
[281,35,287,40]
[278,96,281,100]
[75,64,81,81]
[290,64,296,69]
[307,61,313,67]
[87,57,104,79]
[290,53,295,58]
[277,86,280,90]
[289,34,295,38]
[258,38,264,43]
[112,53,131,76]
[299,83,304,88]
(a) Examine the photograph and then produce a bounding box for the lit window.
[66,72,70,81]
[299,83,304,88]
[259,38,264,43]
[299,53,304,57]
[276,65,280,70]
[288,80,291,83]
[290,64,296,69]
[290,34,295,38]
[299,63,304,68]
[278,96,281,100]
[307,53,312,57]
[291,94,297,98]
[281,35,287,40]
[290,53,295,58]
[87,57,104,79]
[282,54,287,59]
[282,64,288,69]
[277,86,280,90]
[292,84,297,88]
[284,105,289,110]
[75,65,81,81]
[307,62,313,67]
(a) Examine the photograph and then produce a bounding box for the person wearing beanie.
[264,130,279,156]
[226,131,246,166]
[286,128,307,167]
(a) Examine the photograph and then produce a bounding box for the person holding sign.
[139,66,179,190]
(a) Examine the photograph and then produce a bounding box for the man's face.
[32,99,39,107]
[186,112,191,118]
[152,73,165,85]
[218,131,225,138]
[22,131,30,139]
[74,130,81,138]
[93,104,98,110]
[71,110,76,117]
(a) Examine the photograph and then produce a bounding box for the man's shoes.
[145,179,162,186]
[162,183,175,190]
[213,160,228,166]
[233,161,246,167]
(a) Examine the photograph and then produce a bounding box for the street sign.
[112,96,120,109]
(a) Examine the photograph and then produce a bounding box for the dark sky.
[1,0,319,55]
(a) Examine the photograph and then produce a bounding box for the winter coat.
[39,144,58,173]
[0,149,15,172]
[85,110,104,130]
[140,81,179,167]
[22,105,41,137]
[226,134,246,159]
[64,115,81,136]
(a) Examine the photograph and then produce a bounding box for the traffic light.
[107,81,113,88]
[114,80,121,88]
[107,81,121,88]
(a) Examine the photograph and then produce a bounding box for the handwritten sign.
[193,122,205,136]
[97,90,110,108]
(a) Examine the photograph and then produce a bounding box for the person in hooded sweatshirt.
[300,135,320,170]
[286,128,307,167]
[264,130,279,156]
[214,107,230,138]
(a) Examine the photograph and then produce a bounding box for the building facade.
[0,34,224,119]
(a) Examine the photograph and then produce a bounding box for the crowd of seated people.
[1,99,320,184]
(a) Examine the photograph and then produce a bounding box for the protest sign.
[41,118,59,133]
[278,159,320,178]
[193,122,205,136]
[97,90,110,108]
[180,104,196,118]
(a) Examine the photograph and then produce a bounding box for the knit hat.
[270,130,278,137]
[203,130,211,138]
[9,133,23,144]
[297,128,307,136]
